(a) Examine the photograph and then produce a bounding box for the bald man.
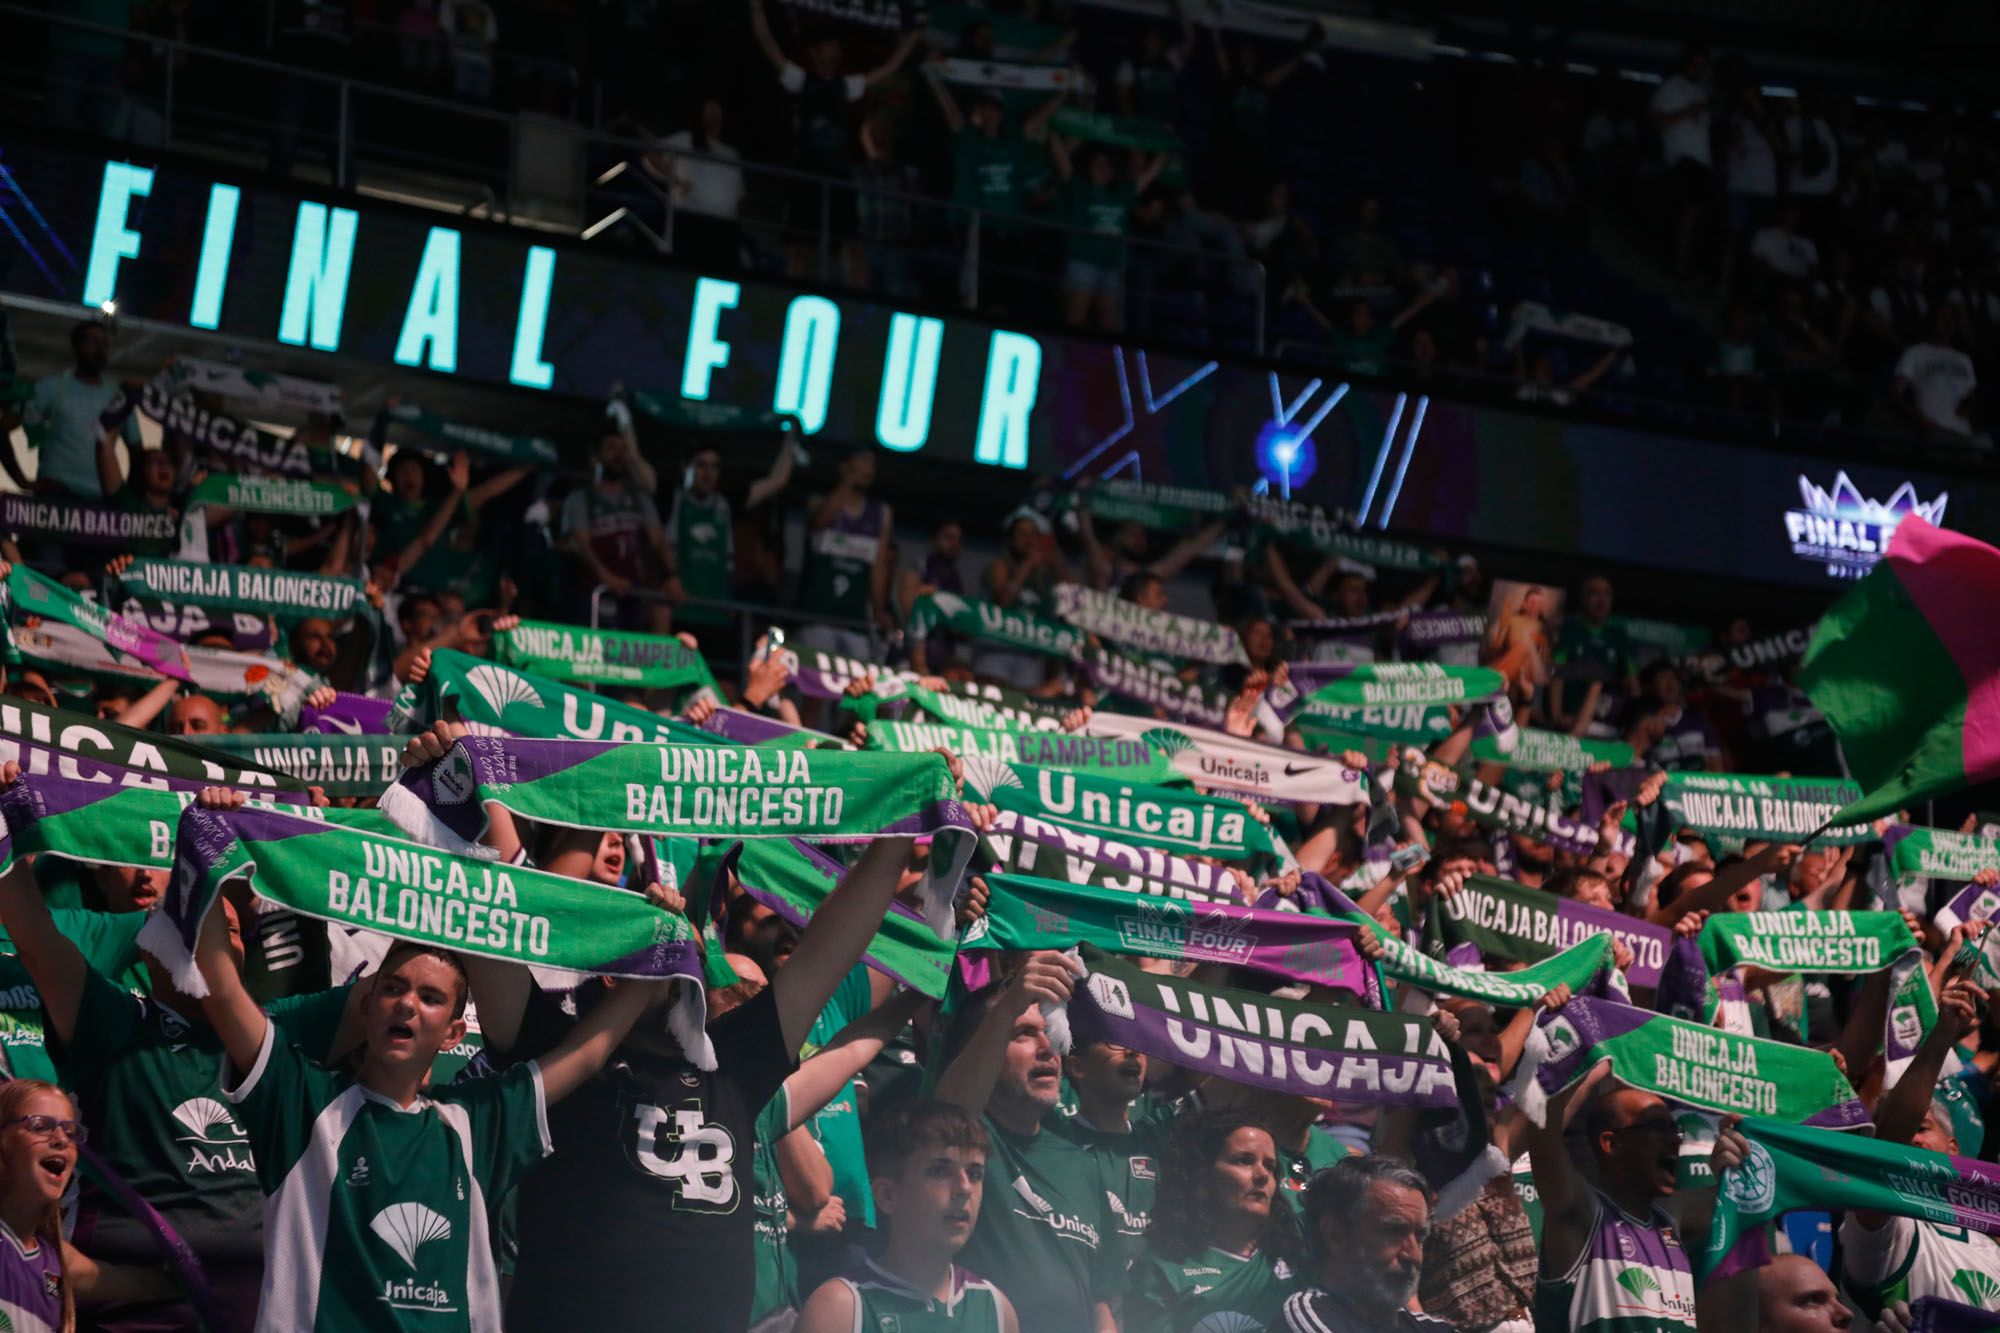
[167,693,226,735]
[1757,1256,1851,1333]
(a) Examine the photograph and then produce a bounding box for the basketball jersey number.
[631,1104,737,1209]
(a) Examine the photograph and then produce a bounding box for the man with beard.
[1528,1064,1698,1333]
[937,952,1123,1332]
[1283,1154,1460,1331]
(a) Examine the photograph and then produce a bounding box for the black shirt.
[1281,1286,1463,1333]
[505,984,796,1329]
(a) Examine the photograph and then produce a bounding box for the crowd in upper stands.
[24,0,2000,452]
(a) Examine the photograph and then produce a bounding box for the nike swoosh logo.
[313,716,364,735]
[1283,762,1317,776]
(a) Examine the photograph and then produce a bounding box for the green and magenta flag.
[1801,517,2000,825]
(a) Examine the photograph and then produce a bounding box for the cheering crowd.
[0,318,1995,1333]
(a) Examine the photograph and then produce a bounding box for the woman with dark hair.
[1124,1107,1301,1332]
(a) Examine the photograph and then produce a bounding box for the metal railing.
[0,3,1266,351]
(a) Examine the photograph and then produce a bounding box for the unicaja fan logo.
[1784,472,1948,580]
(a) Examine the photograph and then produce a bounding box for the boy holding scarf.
[187,789,663,1333]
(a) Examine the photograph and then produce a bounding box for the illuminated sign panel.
[61,154,1043,470]
[1783,472,1949,580]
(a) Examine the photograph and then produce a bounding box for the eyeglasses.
[3,1115,85,1144]
[1616,1120,1685,1142]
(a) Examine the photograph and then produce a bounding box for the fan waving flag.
[1800,517,2000,825]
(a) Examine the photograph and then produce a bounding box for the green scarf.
[196,734,408,799]
[961,759,1278,863]
[493,619,718,693]
[1472,728,1634,772]
[144,802,718,1066]
[1884,824,2000,884]
[380,735,975,938]
[1061,480,1229,531]
[1509,996,1867,1131]
[853,677,1069,733]
[0,695,302,791]
[1639,773,1875,848]
[693,839,955,998]
[185,473,358,518]
[1053,582,1245,666]
[1048,109,1181,152]
[1704,1117,2000,1282]
[628,388,798,436]
[115,558,373,623]
[863,717,1179,785]
[0,774,397,873]
[404,649,715,744]
[907,591,1084,659]
[1395,759,1630,860]
[1251,510,1446,572]
[1424,873,1672,987]
[1343,903,1624,1009]
[384,403,560,467]
[1294,664,1505,711]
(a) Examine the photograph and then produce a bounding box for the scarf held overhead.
[1053,583,1246,666]
[1066,945,1455,1105]
[1426,873,1672,988]
[1073,711,1369,807]
[493,619,718,692]
[143,803,716,1066]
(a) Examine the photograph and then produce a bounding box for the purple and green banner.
[960,758,1279,863]
[1425,873,1672,987]
[979,808,1244,903]
[114,558,373,623]
[1705,1117,2000,1281]
[382,734,975,933]
[406,648,714,745]
[907,592,1084,659]
[1801,518,2000,825]
[964,873,1381,1001]
[492,618,717,693]
[1510,996,1867,1130]
[1066,944,1456,1106]
[198,733,407,799]
[144,802,715,1061]
[699,838,955,998]
[0,772,392,871]
[1074,646,1236,729]
[1884,823,2000,885]
[862,717,1178,786]
[1072,712,1369,808]
[0,695,302,792]
[1053,582,1245,666]
[1398,759,1631,861]
[0,492,179,546]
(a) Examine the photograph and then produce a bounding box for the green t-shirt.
[1068,180,1137,268]
[1124,1245,1299,1333]
[1048,1094,1178,1273]
[226,1021,549,1332]
[111,483,181,557]
[1329,325,1395,375]
[1278,1124,1355,1195]
[664,487,733,624]
[1553,618,1637,685]
[263,982,487,1087]
[54,967,265,1266]
[373,495,472,595]
[836,1256,1009,1330]
[804,965,875,1228]
[750,1090,797,1323]
[958,1117,1122,1331]
[954,132,1029,222]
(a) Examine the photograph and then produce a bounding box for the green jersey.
[1048,1095,1178,1272]
[1554,619,1636,685]
[664,486,733,624]
[225,1022,550,1332]
[1067,181,1136,268]
[0,908,147,1083]
[1124,1246,1299,1333]
[1278,1125,1355,1196]
[750,1090,797,1323]
[958,1117,1122,1331]
[833,1255,1009,1331]
[805,965,875,1228]
[953,132,1029,223]
[802,497,886,621]
[54,968,264,1267]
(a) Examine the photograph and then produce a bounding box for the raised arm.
[935,951,1076,1114]
[772,836,914,1053]
[0,792,87,1044]
[745,433,798,511]
[534,976,664,1105]
[1133,149,1170,196]
[191,816,273,1076]
[396,453,471,572]
[926,63,967,133]
[862,29,922,90]
[1872,977,1984,1148]
[1525,1020,1612,1272]
[783,988,927,1127]
[749,0,789,73]
[1147,514,1227,580]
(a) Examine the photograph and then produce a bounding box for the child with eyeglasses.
[0,1078,176,1333]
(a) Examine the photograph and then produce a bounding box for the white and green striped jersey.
[1534,1191,1697,1333]
[224,1022,550,1332]
[1838,1214,2000,1314]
